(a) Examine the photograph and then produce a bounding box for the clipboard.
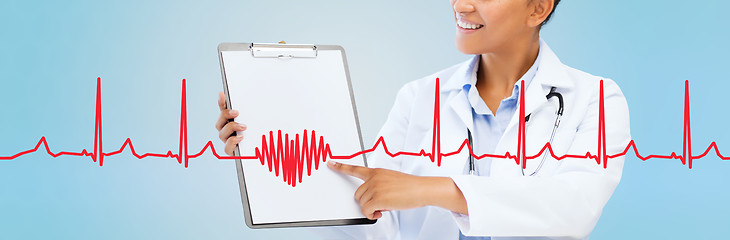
[217,42,376,228]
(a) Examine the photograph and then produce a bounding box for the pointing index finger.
[327,161,372,181]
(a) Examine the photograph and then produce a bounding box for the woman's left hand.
[327,160,468,220]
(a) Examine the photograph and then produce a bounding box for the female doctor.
[216,0,631,239]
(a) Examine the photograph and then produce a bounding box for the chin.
[455,41,483,55]
[455,33,489,54]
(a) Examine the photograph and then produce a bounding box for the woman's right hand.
[216,92,247,156]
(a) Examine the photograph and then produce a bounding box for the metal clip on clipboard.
[250,42,318,58]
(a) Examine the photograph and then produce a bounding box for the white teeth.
[457,19,483,30]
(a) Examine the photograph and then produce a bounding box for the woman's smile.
[456,17,484,33]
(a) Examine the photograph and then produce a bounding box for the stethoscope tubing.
[468,87,565,176]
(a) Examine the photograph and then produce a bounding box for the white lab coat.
[320,40,631,240]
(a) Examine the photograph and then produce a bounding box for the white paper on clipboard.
[218,43,374,228]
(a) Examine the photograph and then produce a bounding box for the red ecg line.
[249,130,332,187]
[0,77,728,187]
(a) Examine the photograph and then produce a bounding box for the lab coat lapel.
[436,58,476,174]
[407,79,472,176]
[447,90,473,133]
[442,55,478,133]
[439,90,472,174]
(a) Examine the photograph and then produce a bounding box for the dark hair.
[541,0,561,26]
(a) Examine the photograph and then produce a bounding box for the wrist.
[419,177,453,206]
[417,176,440,207]
[421,176,468,214]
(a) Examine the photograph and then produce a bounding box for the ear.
[526,0,554,28]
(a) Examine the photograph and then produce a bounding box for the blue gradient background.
[1,0,728,239]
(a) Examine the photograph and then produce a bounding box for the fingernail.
[230,110,239,115]
[327,161,335,167]
[239,123,247,130]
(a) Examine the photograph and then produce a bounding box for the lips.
[457,18,484,30]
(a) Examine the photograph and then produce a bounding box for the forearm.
[422,177,468,215]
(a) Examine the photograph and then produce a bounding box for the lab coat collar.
[500,39,573,145]
[531,38,572,89]
[442,38,572,132]
[442,38,571,92]
[443,56,479,132]
[442,55,479,92]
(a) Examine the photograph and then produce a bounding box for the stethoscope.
[468,87,564,176]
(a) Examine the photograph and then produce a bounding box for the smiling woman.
[217,0,632,239]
